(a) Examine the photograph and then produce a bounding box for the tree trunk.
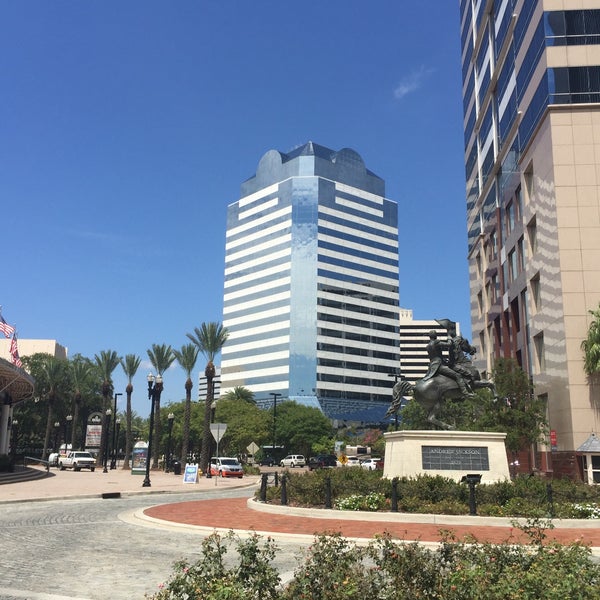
[180,378,192,465]
[42,398,54,460]
[123,383,133,469]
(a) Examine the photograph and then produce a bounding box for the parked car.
[58,451,96,471]
[209,457,244,478]
[280,454,306,468]
[259,455,276,467]
[346,456,362,467]
[307,454,338,470]
[360,457,384,471]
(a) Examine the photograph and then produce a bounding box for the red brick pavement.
[144,497,600,547]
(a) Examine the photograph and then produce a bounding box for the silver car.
[280,454,306,468]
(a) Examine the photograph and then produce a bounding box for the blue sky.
[2,2,468,416]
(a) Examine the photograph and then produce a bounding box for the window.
[524,163,534,203]
[518,236,525,272]
[527,216,537,255]
[505,201,515,236]
[534,332,545,373]
[531,273,541,312]
[509,248,518,282]
[478,291,484,316]
[515,186,523,220]
[488,230,498,261]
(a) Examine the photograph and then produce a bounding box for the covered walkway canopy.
[1,357,35,455]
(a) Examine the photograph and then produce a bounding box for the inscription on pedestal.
[421,446,489,471]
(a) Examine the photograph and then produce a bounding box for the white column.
[0,403,10,454]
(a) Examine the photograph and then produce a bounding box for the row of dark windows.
[318,268,399,292]
[546,10,600,42]
[318,311,397,333]
[318,283,398,307]
[319,225,397,254]
[320,212,397,241]
[318,373,394,389]
[318,342,398,362]
[319,327,398,346]
[318,254,397,281]
[317,297,398,320]
[319,240,397,268]
[318,387,390,402]
[318,357,398,375]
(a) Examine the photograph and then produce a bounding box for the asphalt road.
[0,487,304,600]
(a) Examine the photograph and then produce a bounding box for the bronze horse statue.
[386,335,498,429]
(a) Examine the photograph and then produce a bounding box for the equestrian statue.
[386,319,498,429]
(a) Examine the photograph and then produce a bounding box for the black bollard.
[391,477,399,512]
[281,474,288,506]
[274,471,279,487]
[325,476,332,509]
[260,473,268,502]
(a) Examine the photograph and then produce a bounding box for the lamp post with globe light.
[165,412,175,472]
[143,373,163,487]
[103,409,111,473]
[110,393,122,469]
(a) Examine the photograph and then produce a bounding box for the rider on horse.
[422,330,475,398]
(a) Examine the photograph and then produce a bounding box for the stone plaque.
[422,446,489,471]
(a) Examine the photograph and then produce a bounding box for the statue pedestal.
[383,430,510,483]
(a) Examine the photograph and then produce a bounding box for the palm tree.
[70,358,94,450]
[40,356,70,460]
[582,303,600,379]
[187,322,229,474]
[94,350,121,467]
[147,343,175,468]
[221,386,255,404]
[121,354,142,469]
[173,343,199,465]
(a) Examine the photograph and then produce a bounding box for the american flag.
[10,334,23,368]
[0,313,16,338]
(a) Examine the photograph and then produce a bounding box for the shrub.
[149,525,600,600]
[336,492,386,511]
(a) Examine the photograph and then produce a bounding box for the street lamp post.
[54,421,60,452]
[114,418,121,468]
[143,373,163,487]
[270,392,281,455]
[110,393,122,469]
[66,414,73,450]
[165,412,174,472]
[103,409,112,473]
[11,419,18,460]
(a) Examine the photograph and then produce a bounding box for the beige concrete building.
[460,1,600,478]
[0,339,68,363]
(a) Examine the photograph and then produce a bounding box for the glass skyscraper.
[220,142,399,421]
[460,1,600,478]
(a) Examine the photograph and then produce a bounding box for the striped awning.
[0,357,35,405]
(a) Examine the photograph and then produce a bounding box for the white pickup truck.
[58,451,96,472]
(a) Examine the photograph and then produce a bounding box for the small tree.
[581,303,600,380]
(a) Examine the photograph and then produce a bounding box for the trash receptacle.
[172,461,181,475]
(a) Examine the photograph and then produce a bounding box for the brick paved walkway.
[145,497,600,547]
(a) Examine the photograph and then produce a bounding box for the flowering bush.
[149,524,600,599]
[570,502,600,519]
[335,492,386,511]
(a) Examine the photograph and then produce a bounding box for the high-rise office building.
[220,142,400,421]
[460,1,600,477]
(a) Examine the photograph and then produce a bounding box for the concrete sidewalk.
[0,464,257,503]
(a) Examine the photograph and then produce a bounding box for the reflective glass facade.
[460,0,600,477]
[221,142,399,420]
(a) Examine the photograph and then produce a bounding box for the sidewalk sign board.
[183,463,199,484]
[131,441,148,475]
